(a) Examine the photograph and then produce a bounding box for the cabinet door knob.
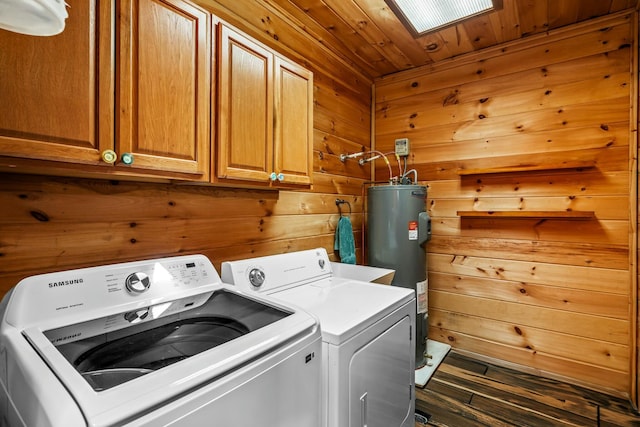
[101,150,117,164]
[121,153,134,165]
[269,172,277,181]
[277,173,285,182]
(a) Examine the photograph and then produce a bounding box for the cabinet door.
[217,24,273,183]
[0,1,113,165]
[274,57,313,186]
[118,0,210,179]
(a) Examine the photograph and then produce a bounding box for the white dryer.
[0,255,322,427]
[221,248,416,427]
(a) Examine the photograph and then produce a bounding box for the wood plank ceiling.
[270,0,639,80]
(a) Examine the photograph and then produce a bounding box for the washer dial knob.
[248,268,266,288]
[125,272,151,293]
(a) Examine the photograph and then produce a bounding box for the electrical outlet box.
[394,138,410,157]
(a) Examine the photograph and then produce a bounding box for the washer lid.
[41,289,292,392]
[270,278,414,345]
[22,286,318,427]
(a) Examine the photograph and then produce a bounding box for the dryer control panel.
[221,248,333,294]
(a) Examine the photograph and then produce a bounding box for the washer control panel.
[7,254,220,328]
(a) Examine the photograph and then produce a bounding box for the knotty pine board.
[0,214,363,274]
[314,91,370,138]
[382,55,631,132]
[0,174,363,293]
[313,150,370,180]
[313,129,367,156]
[382,124,628,165]
[430,196,628,220]
[385,128,628,175]
[430,291,631,375]
[406,47,629,111]
[429,309,629,372]
[378,97,629,145]
[431,328,625,392]
[419,129,628,166]
[411,154,628,182]
[375,14,632,102]
[430,291,628,344]
[377,73,629,135]
[309,172,367,195]
[428,253,628,294]
[429,271,628,319]
[433,217,628,245]
[428,170,630,198]
[429,329,629,394]
[428,236,628,270]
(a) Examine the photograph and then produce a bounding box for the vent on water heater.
[367,184,431,368]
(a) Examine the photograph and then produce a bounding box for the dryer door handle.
[360,392,368,427]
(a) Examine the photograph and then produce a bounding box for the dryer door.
[349,315,413,427]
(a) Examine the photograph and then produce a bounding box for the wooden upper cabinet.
[217,25,273,183]
[0,0,310,187]
[0,0,210,181]
[0,0,113,165]
[118,0,211,179]
[274,57,313,186]
[217,24,313,188]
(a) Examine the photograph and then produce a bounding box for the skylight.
[385,0,501,37]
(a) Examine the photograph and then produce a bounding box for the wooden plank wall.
[0,0,372,296]
[374,12,637,397]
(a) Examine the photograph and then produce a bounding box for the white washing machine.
[221,248,416,427]
[0,255,322,427]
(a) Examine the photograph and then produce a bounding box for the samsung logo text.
[48,278,84,288]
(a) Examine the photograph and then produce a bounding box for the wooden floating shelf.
[457,211,595,219]
[456,160,596,175]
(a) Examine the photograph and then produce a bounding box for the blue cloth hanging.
[334,216,356,264]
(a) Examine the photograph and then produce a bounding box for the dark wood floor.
[415,351,640,427]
